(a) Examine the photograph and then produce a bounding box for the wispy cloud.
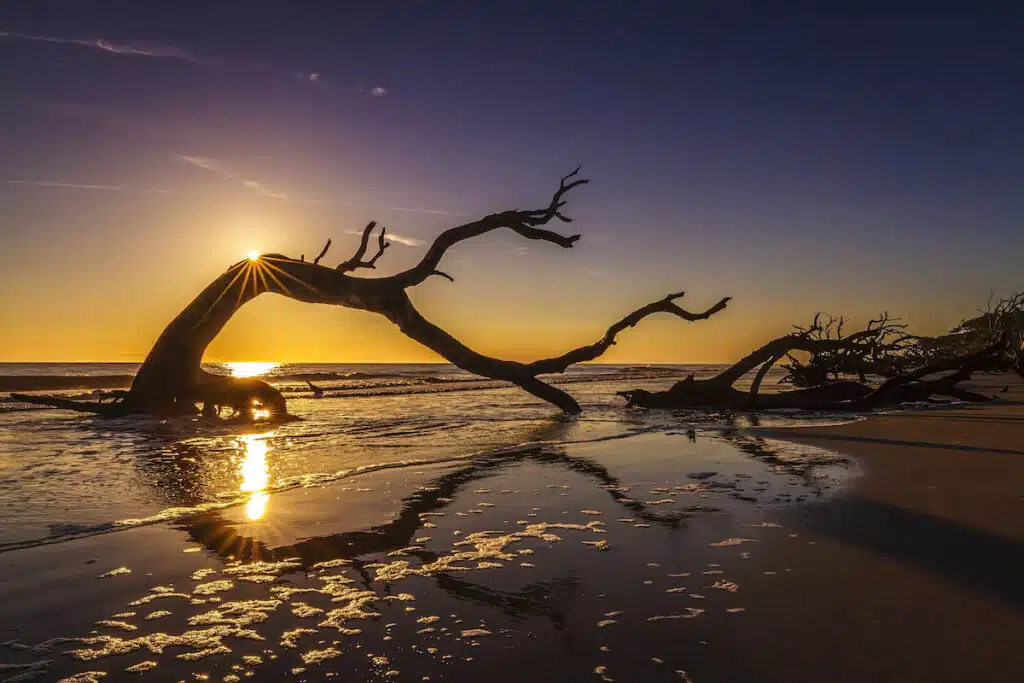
[175,155,233,176]
[6,179,171,193]
[8,152,461,219]
[242,180,288,200]
[0,29,219,67]
[6,177,455,222]
[386,205,459,216]
[176,154,460,215]
[175,154,288,199]
[299,197,462,218]
[344,229,423,247]
[1,28,387,95]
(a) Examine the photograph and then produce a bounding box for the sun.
[247,250,261,261]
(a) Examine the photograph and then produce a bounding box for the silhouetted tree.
[621,314,1020,412]
[13,169,730,417]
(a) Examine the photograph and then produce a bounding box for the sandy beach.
[0,377,1020,682]
[707,376,1024,683]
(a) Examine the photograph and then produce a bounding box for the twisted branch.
[336,221,391,272]
[313,239,332,265]
[385,291,729,413]
[525,293,731,375]
[384,168,589,289]
[32,167,732,417]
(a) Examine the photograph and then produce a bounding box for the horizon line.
[0,359,735,366]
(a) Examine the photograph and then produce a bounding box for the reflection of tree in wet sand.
[33,437,695,680]
[177,442,686,625]
[719,426,848,498]
[27,414,851,681]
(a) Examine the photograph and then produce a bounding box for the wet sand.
[735,377,1024,683]
[2,379,1023,682]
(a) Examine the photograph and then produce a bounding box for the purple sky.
[1,4,1021,362]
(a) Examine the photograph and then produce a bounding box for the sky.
[1,4,1022,363]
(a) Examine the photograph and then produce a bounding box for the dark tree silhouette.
[620,291,1024,412]
[778,312,916,387]
[13,169,730,417]
[917,290,1024,365]
[620,326,1018,411]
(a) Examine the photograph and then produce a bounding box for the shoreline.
[0,379,1021,682]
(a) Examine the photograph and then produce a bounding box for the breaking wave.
[0,363,690,406]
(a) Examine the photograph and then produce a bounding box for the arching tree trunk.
[15,170,731,418]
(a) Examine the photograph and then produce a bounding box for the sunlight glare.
[247,250,261,261]
[245,492,269,521]
[240,432,272,520]
[226,361,279,378]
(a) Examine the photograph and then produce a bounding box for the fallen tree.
[778,312,917,386]
[619,326,1018,412]
[914,290,1024,368]
[14,169,730,418]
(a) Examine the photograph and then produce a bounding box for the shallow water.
[0,363,859,550]
[0,425,855,683]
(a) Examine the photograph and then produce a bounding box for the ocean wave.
[0,366,683,393]
[277,371,455,383]
[0,366,689,408]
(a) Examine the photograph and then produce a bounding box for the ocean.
[0,362,846,553]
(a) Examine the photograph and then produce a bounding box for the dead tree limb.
[748,350,787,408]
[382,168,587,289]
[620,328,1011,412]
[10,393,135,415]
[312,238,332,265]
[524,293,731,376]
[337,222,391,273]
[21,169,729,418]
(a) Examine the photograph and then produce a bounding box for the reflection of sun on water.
[226,362,279,378]
[240,432,273,520]
[246,492,269,521]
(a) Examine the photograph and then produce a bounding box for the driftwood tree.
[14,169,730,417]
[916,291,1024,367]
[620,321,1020,411]
[779,312,916,387]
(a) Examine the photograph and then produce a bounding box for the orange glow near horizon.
[227,361,279,377]
[0,204,978,366]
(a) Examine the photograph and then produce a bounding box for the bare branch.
[520,166,590,225]
[381,290,728,413]
[313,239,332,265]
[384,169,588,288]
[748,351,787,407]
[714,329,882,388]
[10,393,137,415]
[871,331,1010,400]
[524,293,732,375]
[428,270,455,283]
[337,222,392,273]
